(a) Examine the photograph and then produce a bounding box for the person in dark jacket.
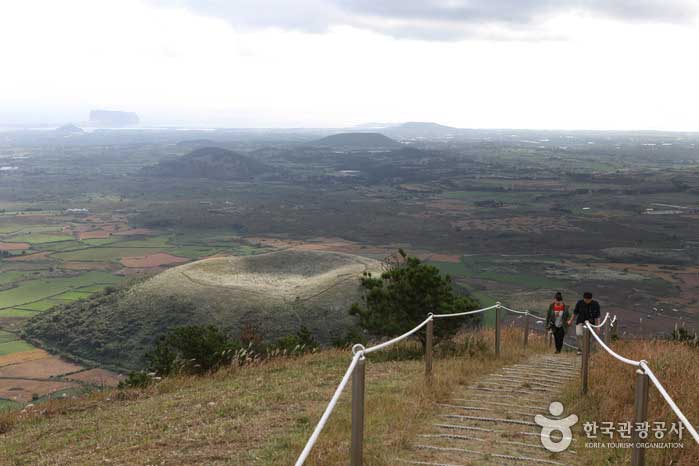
[545,292,570,354]
[567,291,601,355]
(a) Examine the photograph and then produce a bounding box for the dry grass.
[563,339,699,465]
[0,349,49,367]
[293,328,549,466]
[148,249,381,299]
[0,328,546,465]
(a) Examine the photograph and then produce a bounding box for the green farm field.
[9,233,74,244]
[15,300,60,311]
[0,339,35,355]
[429,258,568,289]
[0,399,22,412]
[0,271,121,310]
[0,210,271,371]
[443,190,546,204]
[0,309,42,318]
[0,330,18,343]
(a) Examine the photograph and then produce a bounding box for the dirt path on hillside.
[401,353,581,465]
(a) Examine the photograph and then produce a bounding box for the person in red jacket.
[545,292,570,354]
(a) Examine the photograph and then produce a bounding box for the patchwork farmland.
[0,210,269,407]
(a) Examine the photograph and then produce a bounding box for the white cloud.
[0,0,698,130]
[149,0,699,41]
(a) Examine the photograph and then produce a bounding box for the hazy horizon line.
[2,122,699,135]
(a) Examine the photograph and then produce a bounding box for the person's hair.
[583,291,593,299]
[554,292,563,301]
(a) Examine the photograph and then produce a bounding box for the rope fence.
[296,301,553,465]
[430,303,498,319]
[352,315,434,356]
[587,312,611,328]
[582,321,699,465]
[295,303,697,466]
[295,352,363,466]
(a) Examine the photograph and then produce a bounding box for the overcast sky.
[1,0,698,130]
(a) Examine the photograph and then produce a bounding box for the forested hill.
[141,147,271,180]
[311,132,401,149]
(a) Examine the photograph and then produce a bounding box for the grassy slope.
[0,272,120,309]
[563,339,699,466]
[5,330,694,465]
[0,329,545,465]
[23,250,381,370]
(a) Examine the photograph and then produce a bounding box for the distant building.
[65,208,90,216]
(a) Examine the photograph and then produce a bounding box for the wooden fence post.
[631,368,650,466]
[350,356,366,466]
[425,317,433,378]
[581,324,590,394]
[523,311,530,348]
[603,316,611,346]
[495,303,501,357]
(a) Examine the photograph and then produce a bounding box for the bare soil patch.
[63,261,116,271]
[0,349,49,367]
[0,356,82,379]
[0,242,30,251]
[121,253,189,268]
[77,230,112,240]
[66,368,124,387]
[6,252,50,262]
[427,253,461,263]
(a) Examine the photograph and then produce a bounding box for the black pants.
[552,327,565,352]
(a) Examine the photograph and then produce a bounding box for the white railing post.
[495,302,501,357]
[523,311,529,348]
[350,355,366,466]
[425,317,433,378]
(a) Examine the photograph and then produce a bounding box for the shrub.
[350,249,479,348]
[146,325,241,376]
[295,326,318,349]
[332,326,367,348]
[239,322,265,351]
[670,326,698,347]
[118,371,154,389]
[272,326,319,355]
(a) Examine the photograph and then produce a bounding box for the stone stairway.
[401,353,581,466]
